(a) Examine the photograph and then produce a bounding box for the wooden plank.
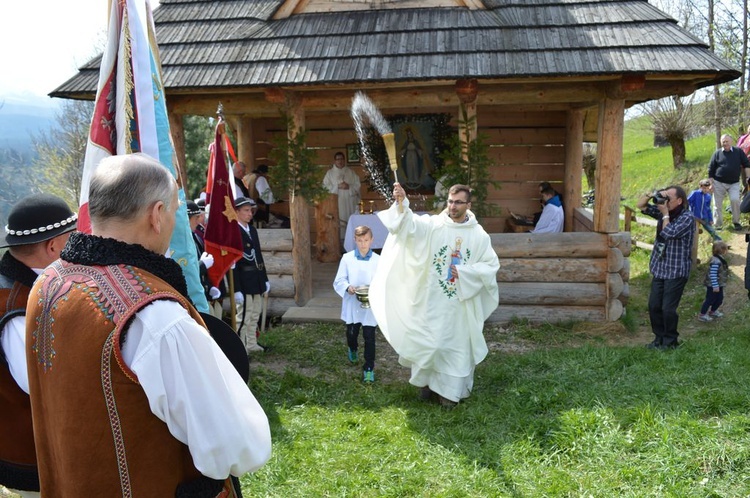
[482,127,566,145]
[490,145,566,164]
[491,231,609,257]
[497,282,606,306]
[497,257,608,282]
[478,111,567,128]
[488,305,606,323]
[491,182,547,200]
[489,164,565,182]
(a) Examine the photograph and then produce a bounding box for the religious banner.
[204,126,243,288]
[79,0,208,311]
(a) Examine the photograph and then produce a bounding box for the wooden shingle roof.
[51,0,738,98]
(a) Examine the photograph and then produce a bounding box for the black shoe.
[645,340,662,350]
[661,341,682,350]
[418,386,438,403]
[733,223,743,231]
[438,396,458,409]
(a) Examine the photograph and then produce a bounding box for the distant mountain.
[0,94,60,157]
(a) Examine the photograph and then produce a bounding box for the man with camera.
[708,134,750,231]
[637,186,696,350]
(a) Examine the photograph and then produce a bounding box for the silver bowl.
[354,285,370,309]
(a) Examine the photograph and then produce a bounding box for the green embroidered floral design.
[433,244,472,298]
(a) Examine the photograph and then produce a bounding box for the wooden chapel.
[52,0,740,322]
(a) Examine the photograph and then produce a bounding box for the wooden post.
[593,97,625,233]
[168,110,188,191]
[315,194,341,262]
[285,92,313,306]
[564,109,584,232]
[691,219,700,266]
[237,116,254,172]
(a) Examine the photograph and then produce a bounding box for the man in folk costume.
[187,200,224,319]
[232,197,271,354]
[26,154,271,497]
[0,194,77,497]
[370,183,499,408]
[323,151,362,241]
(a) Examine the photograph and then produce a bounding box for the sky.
[0,1,154,106]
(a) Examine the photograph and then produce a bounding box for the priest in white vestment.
[370,183,499,406]
[323,151,361,241]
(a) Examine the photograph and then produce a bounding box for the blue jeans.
[648,276,688,346]
[698,219,721,240]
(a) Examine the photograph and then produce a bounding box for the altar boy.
[333,226,380,382]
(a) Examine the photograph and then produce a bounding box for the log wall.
[488,232,630,323]
[257,228,296,316]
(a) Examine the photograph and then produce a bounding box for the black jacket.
[233,225,269,295]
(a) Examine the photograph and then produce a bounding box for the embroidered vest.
[0,276,39,492]
[26,261,237,498]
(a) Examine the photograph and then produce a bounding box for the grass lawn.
[236,119,750,496]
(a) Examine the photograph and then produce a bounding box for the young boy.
[333,226,380,382]
[698,240,729,321]
[688,179,721,241]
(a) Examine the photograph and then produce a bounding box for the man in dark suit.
[232,197,270,354]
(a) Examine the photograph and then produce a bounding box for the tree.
[643,95,697,169]
[437,108,499,219]
[182,114,214,199]
[31,99,93,206]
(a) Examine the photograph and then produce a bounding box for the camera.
[651,191,669,205]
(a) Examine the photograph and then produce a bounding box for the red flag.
[205,133,238,203]
[204,126,243,287]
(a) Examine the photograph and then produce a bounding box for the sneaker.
[734,223,743,230]
[697,314,713,322]
[708,310,724,318]
[363,369,375,383]
[347,348,358,363]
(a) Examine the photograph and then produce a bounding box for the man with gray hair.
[708,134,750,230]
[25,153,271,496]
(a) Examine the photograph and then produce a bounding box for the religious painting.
[346,143,361,164]
[387,114,452,193]
[355,113,451,199]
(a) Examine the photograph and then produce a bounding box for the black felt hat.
[234,197,257,209]
[186,200,204,217]
[1,194,78,248]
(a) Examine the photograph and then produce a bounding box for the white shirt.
[1,266,44,394]
[531,203,564,233]
[255,176,275,204]
[2,314,29,393]
[120,300,272,479]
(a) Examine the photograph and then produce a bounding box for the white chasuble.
[369,198,499,402]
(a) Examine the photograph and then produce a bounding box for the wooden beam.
[166,81,609,116]
[564,109,584,232]
[593,98,624,233]
[237,116,254,171]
